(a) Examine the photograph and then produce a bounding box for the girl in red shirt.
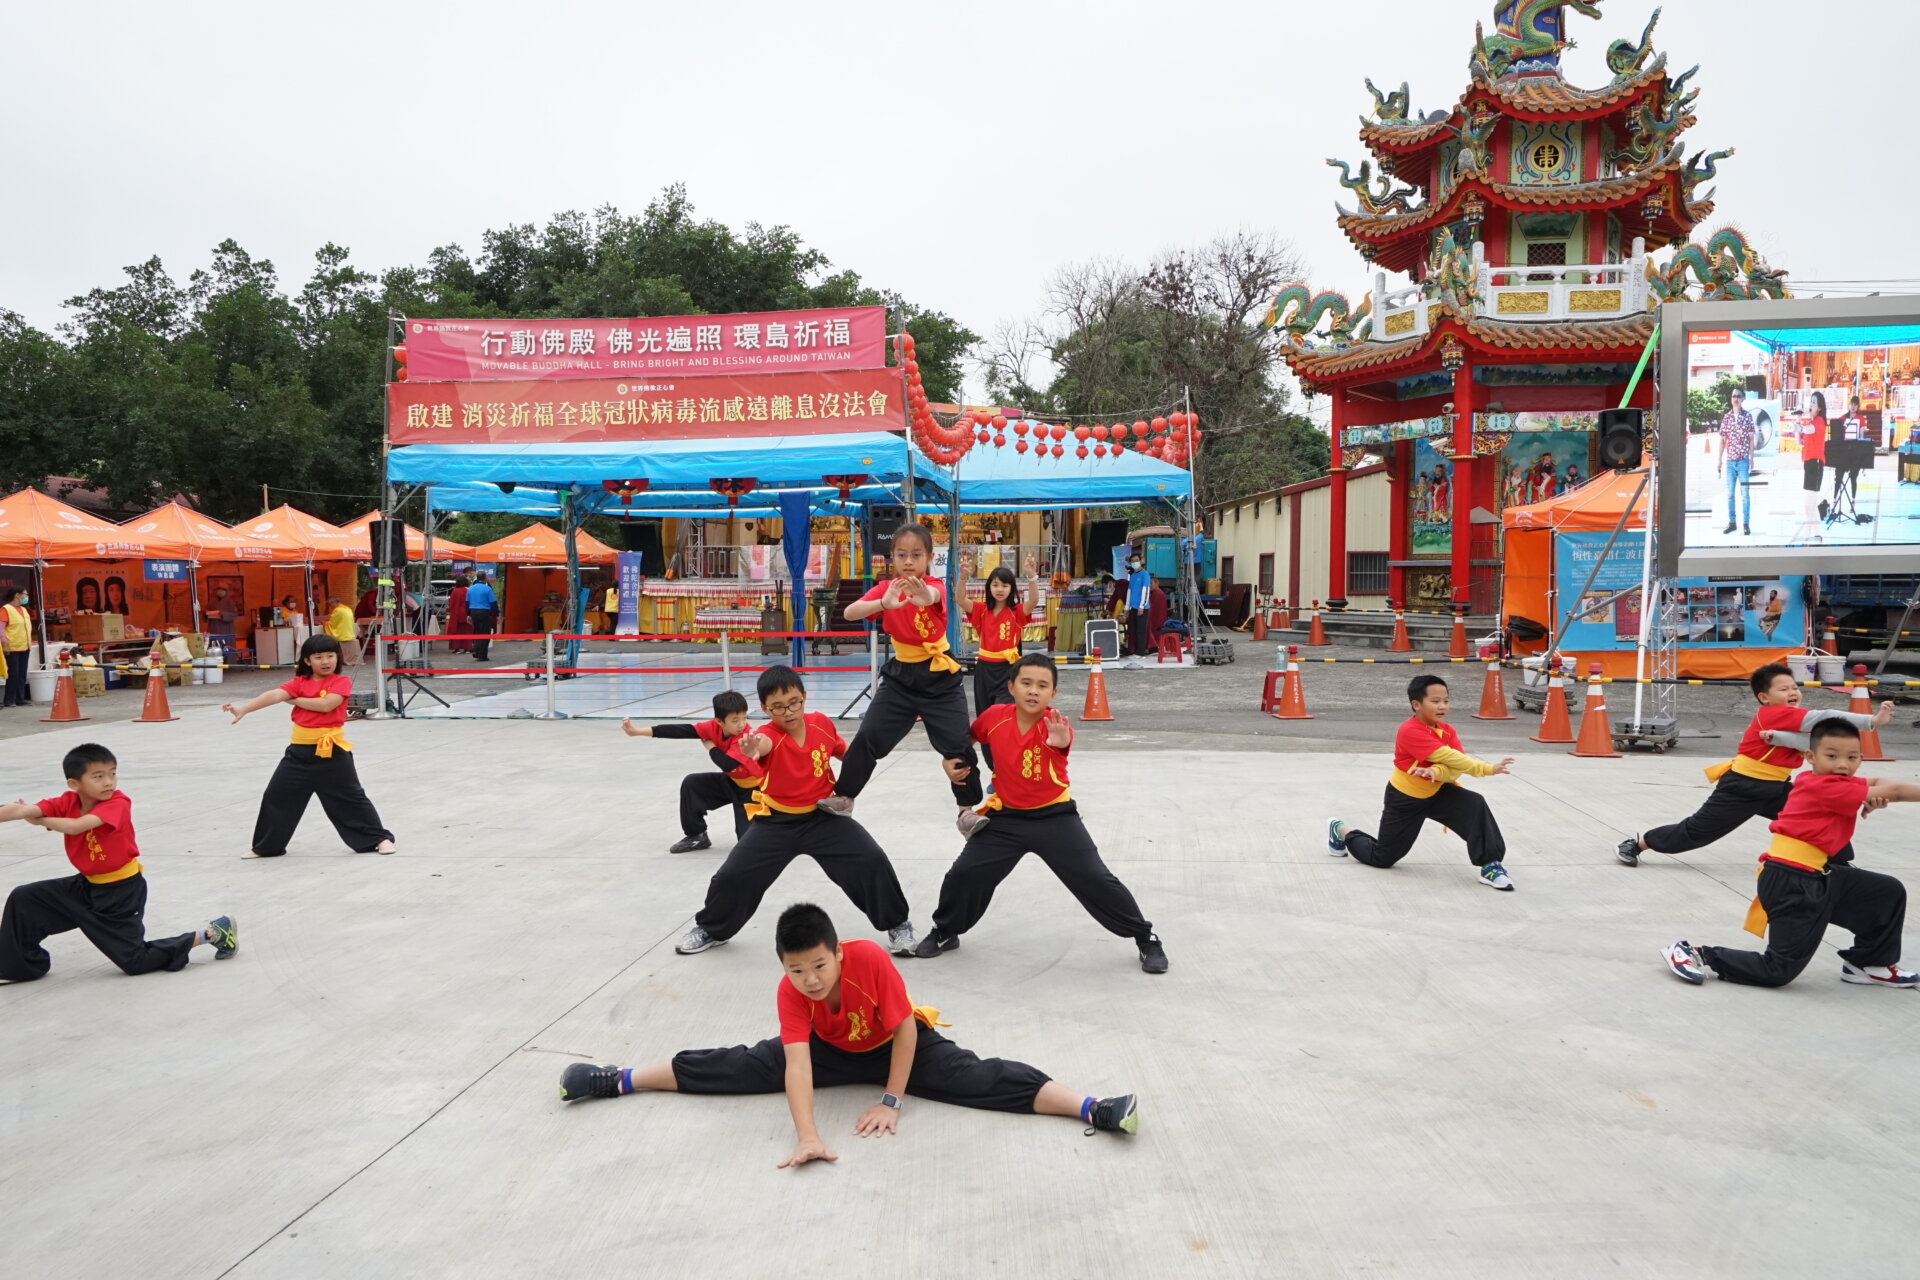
[964,555,1042,717]
[223,635,394,858]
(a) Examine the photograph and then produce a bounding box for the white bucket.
[1787,653,1819,684]
[204,658,224,685]
[27,668,58,702]
[190,659,207,685]
[1817,654,1846,686]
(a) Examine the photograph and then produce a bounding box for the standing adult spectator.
[445,573,471,654]
[1716,388,1755,535]
[2,588,31,707]
[1121,553,1153,657]
[464,573,497,663]
[326,595,362,665]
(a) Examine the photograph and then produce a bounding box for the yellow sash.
[743,789,816,820]
[84,859,142,885]
[730,774,765,790]
[976,646,1020,663]
[912,1005,950,1029]
[1744,837,1832,936]
[1389,769,1443,799]
[1707,753,1794,783]
[892,635,962,674]
[976,787,1071,815]
[291,725,353,758]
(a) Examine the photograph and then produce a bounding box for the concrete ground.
[3,649,1920,1279]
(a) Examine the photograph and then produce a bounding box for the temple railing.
[1368,237,1649,342]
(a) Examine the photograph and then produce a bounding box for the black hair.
[891,523,934,555]
[63,742,116,781]
[1407,674,1449,702]
[295,633,343,678]
[1810,391,1828,418]
[0,587,19,604]
[774,902,838,957]
[983,566,1020,611]
[1749,662,1796,699]
[1009,652,1058,686]
[712,689,749,719]
[1810,719,1861,748]
[756,664,806,704]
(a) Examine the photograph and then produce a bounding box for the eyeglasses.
[763,697,806,714]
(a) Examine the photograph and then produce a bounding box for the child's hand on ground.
[777,1138,838,1169]
[1494,758,1516,775]
[853,1104,899,1137]
[941,758,973,784]
[1044,707,1072,748]
[736,732,773,761]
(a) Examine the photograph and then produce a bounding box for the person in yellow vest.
[325,595,362,665]
[2,587,31,707]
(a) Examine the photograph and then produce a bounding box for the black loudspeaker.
[1084,518,1128,573]
[1745,375,1769,398]
[620,519,665,576]
[868,505,907,557]
[1597,408,1644,471]
[367,519,408,570]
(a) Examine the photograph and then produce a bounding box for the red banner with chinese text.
[387,369,903,444]
[401,307,887,381]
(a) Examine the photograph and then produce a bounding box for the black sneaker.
[206,914,238,959]
[1088,1094,1139,1134]
[1137,934,1169,974]
[1615,837,1640,867]
[669,832,712,854]
[914,929,959,959]
[560,1062,624,1101]
[1722,522,1736,534]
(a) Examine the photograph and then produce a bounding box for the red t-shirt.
[777,938,913,1053]
[1766,770,1868,864]
[972,703,1072,809]
[281,674,352,728]
[1736,705,1815,771]
[693,717,764,784]
[728,712,845,808]
[967,601,1029,655]
[37,790,139,878]
[1394,716,1465,772]
[861,579,948,649]
[1800,416,1827,463]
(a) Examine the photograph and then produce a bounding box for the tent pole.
[33,558,48,667]
[946,451,962,651]
[1544,470,1650,656]
[563,490,582,671]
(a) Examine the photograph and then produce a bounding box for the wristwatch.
[880,1092,901,1110]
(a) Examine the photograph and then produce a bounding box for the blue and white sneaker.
[1663,940,1707,984]
[675,926,727,955]
[1840,961,1920,989]
[206,915,238,959]
[1326,818,1348,856]
[1479,862,1514,891]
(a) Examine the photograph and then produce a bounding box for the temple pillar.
[1388,438,1411,605]
[1450,360,1476,609]
[1327,394,1349,607]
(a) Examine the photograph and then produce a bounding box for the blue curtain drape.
[780,490,812,669]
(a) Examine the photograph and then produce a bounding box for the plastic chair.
[1155,633,1184,664]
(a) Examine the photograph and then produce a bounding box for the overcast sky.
[5,0,1915,404]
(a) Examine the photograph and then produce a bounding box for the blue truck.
[1817,575,1920,658]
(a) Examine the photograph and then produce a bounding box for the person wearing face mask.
[1121,553,1152,657]
[2,588,33,707]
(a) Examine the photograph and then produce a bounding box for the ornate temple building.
[1259,1,1784,614]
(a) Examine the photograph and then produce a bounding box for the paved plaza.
[2,661,1918,1279]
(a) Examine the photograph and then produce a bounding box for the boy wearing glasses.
[675,667,918,958]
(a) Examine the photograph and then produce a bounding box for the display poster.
[1556,530,1804,649]
[615,552,643,635]
[1410,438,1454,556]
[142,559,189,583]
[1497,431,1592,512]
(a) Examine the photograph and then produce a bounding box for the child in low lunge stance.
[964,554,1043,718]
[224,635,395,859]
[622,689,764,853]
[1327,674,1518,890]
[917,653,1168,973]
[1663,720,1918,989]
[674,667,917,958]
[559,902,1138,1165]
[0,743,235,981]
[828,523,986,836]
[1617,661,1893,866]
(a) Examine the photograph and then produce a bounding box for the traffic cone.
[1273,645,1313,720]
[41,664,88,723]
[1530,657,1575,743]
[1850,666,1895,762]
[1080,657,1114,722]
[1471,651,1514,720]
[1388,603,1413,653]
[1448,607,1471,660]
[1274,598,1293,631]
[1569,664,1621,758]
[132,662,179,723]
[1820,615,1838,655]
[1306,601,1330,647]
[1251,602,1268,641]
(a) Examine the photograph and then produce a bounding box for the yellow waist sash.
[1707,754,1794,783]
[291,725,353,758]
[730,773,766,790]
[743,789,819,820]
[1389,769,1443,799]
[976,646,1019,663]
[1745,836,1833,936]
[892,636,962,674]
[84,859,143,885]
[849,1005,954,1052]
[977,788,1071,815]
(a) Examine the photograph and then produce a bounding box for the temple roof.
[1360,60,1669,160]
[1283,309,1657,385]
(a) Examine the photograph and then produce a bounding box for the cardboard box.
[70,614,125,643]
[71,667,106,697]
[166,666,191,687]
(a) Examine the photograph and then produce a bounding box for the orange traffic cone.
[41,664,88,723]
[1850,666,1895,762]
[1306,601,1330,647]
[1531,657,1575,743]
[1273,645,1313,720]
[1080,657,1114,722]
[1251,602,1268,641]
[1274,598,1293,631]
[1820,615,1838,655]
[1569,664,1622,758]
[1448,607,1470,660]
[1388,603,1413,653]
[132,662,179,723]
[1471,652,1514,720]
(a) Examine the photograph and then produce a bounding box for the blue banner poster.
[1555,531,1804,650]
[143,559,188,583]
[615,552,643,636]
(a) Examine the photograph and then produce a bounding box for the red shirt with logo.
[778,938,913,1053]
[1736,705,1816,771]
[861,579,948,650]
[967,601,1029,655]
[1766,771,1868,866]
[37,790,140,879]
[972,703,1072,809]
[693,717,765,785]
[281,674,352,728]
[728,712,845,808]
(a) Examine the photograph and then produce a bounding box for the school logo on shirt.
[1021,746,1042,779]
[84,830,104,862]
[912,611,934,639]
[845,1008,870,1042]
[811,746,831,777]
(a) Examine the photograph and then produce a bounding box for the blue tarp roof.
[921,440,1192,509]
[1739,324,1920,352]
[426,480,902,519]
[390,432,912,488]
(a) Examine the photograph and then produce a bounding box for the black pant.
[972,659,1015,719]
[250,745,394,857]
[0,873,195,981]
[836,659,983,807]
[672,1026,1049,1113]
[931,801,1153,941]
[693,809,909,941]
[3,649,27,706]
[1125,609,1149,657]
[1803,459,1824,493]
[1643,772,1856,863]
[1702,862,1906,988]
[466,609,495,660]
[1343,782,1505,868]
[681,772,751,839]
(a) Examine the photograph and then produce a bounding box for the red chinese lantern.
[1151,415,1167,435]
[1073,424,1090,441]
[1091,424,1108,441]
[1047,424,1064,441]
[1050,443,1064,458]
[1168,410,1185,429]
[991,414,1008,432]
[904,359,919,377]
[1013,419,1029,437]
[976,429,990,445]
[1015,439,1029,454]
[901,333,916,355]
[1076,444,1089,459]
[1192,429,1204,443]
[993,433,1006,448]
[1132,419,1149,439]
[709,477,759,506]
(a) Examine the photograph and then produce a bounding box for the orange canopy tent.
[470,523,616,565]
[121,502,278,562]
[222,505,365,630]
[337,511,474,561]
[0,488,157,560]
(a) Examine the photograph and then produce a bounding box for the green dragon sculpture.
[1423,228,1481,312]
[1329,157,1418,218]
[1473,0,1605,80]
[1606,7,1660,78]
[1682,147,1734,205]
[1364,78,1413,124]
[1449,110,1498,185]
[1259,285,1373,348]
[1646,228,1790,303]
[1613,82,1695,172]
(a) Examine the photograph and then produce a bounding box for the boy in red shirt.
[674,666,917,957]
[622,689,763,853]
[1617,662,1893,866]
[0,743,236,981]
[559,901,1138,1162]
[915,653,1168,973]
[1327,674,1518,890]
[1663,720,1919,989]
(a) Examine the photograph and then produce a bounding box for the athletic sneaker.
[1615,837,1640,867]
[1663,939,1707,984]
[1088,1094,1139,1134]
[816,795,855,817]
[1479,862,1514,891]
[1840,961,1920,989]
[887,922,919,956]
[956,808,990,839]
[559,1062,623,1101]
[1326,818,1349,856]
[206,914,238,960]
[669,832,712,854]
[675,926,727,955]
[1137,934,1169,974]
[914,929,960,959]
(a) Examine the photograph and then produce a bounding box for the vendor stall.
[468,523,617,635]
